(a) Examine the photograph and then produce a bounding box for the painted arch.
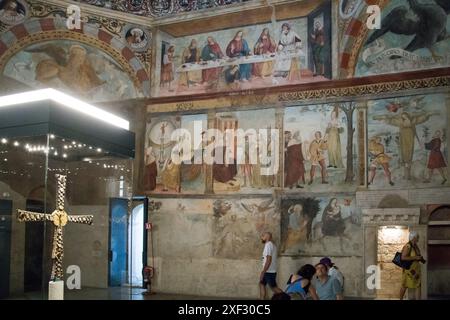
[0,17,150,102]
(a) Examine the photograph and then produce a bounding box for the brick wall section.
[377,228,409,299]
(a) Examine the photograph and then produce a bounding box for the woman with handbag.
[400,231,426,300]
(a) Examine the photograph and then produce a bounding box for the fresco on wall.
[0,0,28,25]
[338,0,362,20]
[149,197,279,260]
[368,94,448,189]
[157,1,331,96]
[284,103,358,192]
[280,195,361,256]
[212,109,278,194]
[212,198,279,259]
[144,114,207,194]
[124,26,151,52]
[149,198,212,259]
[357,0,450,76]
[3,40,143,102]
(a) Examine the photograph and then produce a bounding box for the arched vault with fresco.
[339,0,450,78]
[0,18,150,102]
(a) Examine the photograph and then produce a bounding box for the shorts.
[260,272,277,288]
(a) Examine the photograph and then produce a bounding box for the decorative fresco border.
[277,75,450,102]
[339,0,389,77]
[147,69,450,114]
[74,0,253,18]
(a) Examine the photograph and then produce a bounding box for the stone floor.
[6,287,449,300]
[7,287,245,300]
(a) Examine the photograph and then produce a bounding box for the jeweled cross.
[17,174,93,281]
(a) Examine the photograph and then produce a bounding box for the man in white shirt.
[319,257,344,292]
[259,232,282,299]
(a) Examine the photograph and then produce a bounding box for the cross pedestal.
[49,280,64,300]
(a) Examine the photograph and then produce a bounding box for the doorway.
[108,197,148,288]
[108,198,128,287]
[376,226,409,299]
[428,205,450,298]
[0,199,12,298]
[128,197,148,287]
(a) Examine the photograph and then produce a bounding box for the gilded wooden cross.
[17,174,93,281]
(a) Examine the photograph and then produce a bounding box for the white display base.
[49,280,64,300]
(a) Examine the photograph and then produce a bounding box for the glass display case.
[0,91,139,300]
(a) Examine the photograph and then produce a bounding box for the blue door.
[109,198,129,287]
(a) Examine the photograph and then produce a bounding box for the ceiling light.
[0,89,129,130]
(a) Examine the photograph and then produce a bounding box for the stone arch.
[429,205,450,221]
[0,18,150,96]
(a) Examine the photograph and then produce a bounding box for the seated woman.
[272,264,319,300]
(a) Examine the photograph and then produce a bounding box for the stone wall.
[2,183,26,295]
[147,196,367,298]
[376,227,408,299]
[64,206,110,289]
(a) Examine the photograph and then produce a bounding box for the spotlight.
[13,141,19,147]
[1,138,7,144]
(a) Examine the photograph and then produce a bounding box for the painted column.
[446,93,450,183]
[357,101,367,187]
[275,107,284,189]
[331,0,339,79]
[151,28,160,97]
[205,109,215,194]
[134,102,146,194]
